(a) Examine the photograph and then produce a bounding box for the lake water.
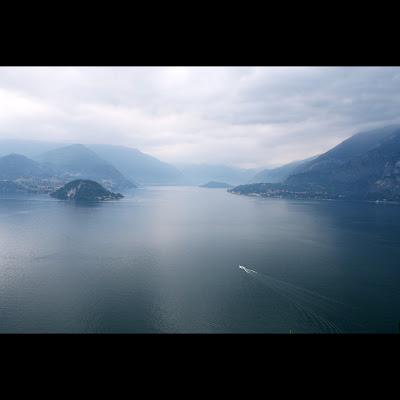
[1,186,400,333]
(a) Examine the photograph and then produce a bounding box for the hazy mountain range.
[3,124,400,201]
[0,140,184,186]
[0,153,49,180]
[0,139,65,158]
[175,163,259,186]
[250,156,318,184]
[0,139,260,189]
[231,125,400,202]
[37,144,135,190]
[0,153,62,193]
[87,144,185,185]
[0,143,138,192]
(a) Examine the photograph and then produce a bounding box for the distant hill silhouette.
[88,144,185,185]
[37,144,135,191]
[0,139,63,158]
[200,181,233,188]
[0,139,186,186]
[250,156,318,184]
[0,154,49,180]
[177,164,258,185]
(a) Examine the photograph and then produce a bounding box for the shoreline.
[227,190,400,206]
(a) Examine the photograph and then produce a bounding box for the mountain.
[50,179,123,201]
[37,144,135,191]
[0,140,186,186]
[88,144,184,185]
[0,139,64,158]
[231,125,400,202]
[0,180,29,193]
[177,164,258,186]
[0,154,49,180]
[251,156,318,183]
[199,181,233,188]
[285,124,400,200]
[0,153,64,193]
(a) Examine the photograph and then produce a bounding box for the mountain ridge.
[0,139,186,186]
[37,144,135,191]
[88,144,185,185]
[230,125,400,202]
[250,156,318,184]
[0,153,49,180]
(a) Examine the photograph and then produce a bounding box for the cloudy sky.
[1,67,400,168]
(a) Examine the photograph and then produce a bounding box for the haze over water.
[1,187,399,333]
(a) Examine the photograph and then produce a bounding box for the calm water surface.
[1,186,400,333]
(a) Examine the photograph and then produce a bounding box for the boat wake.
[238,264,352,333]
[239,265,257,275]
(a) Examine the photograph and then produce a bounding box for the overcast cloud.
[1,66,400,168]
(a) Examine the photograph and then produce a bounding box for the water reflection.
[0,189,399,332]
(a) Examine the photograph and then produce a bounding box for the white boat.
[239,265,257,274]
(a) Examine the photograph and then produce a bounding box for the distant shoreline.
[228,190,400,206]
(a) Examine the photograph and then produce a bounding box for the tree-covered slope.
[50,179,123,201]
